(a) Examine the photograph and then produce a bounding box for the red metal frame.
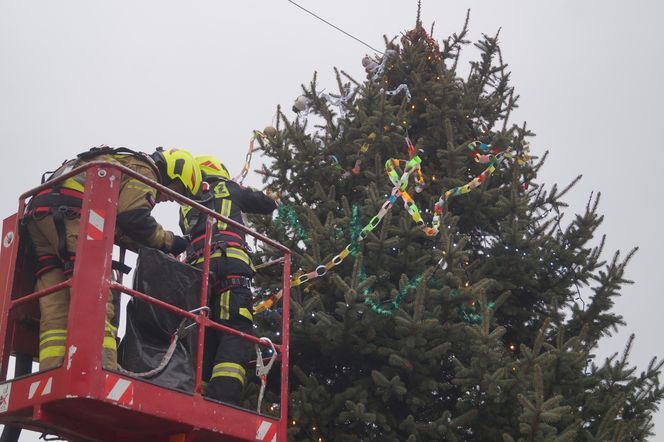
[0,161,291,442]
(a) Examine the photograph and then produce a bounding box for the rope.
[285,0,383,54]
[117,334,180,378]
[116,307,209,379]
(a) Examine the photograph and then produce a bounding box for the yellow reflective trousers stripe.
[40,345,66,360]
[39,329,67,346]
[39,336,66,346]
[39,328,115,355]
[105,320,117,334]
[103,336,117,350]
[211,362,246,385]
[104,320,117,351]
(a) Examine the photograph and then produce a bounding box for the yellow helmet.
[196,155,230,180]
[152,148,202,197]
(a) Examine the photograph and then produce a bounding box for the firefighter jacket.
[179,178,277,269]
[26,149,176,253]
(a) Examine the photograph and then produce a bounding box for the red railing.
[0,160,291,441]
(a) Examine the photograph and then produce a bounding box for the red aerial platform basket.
[0,161,291,442]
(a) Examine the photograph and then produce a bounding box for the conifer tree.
[248,10,663,441]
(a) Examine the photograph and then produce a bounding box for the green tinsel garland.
[350,203,362,256]
[275,205,309,242]
[360,274,495,322]
[275,201,495,322]
[362,270,424,317]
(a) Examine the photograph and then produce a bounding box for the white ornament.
[292,95,311,113]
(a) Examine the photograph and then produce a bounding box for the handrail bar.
[10,280,72,308]
[18,160,291,254]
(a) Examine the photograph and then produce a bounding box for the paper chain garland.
[254,137,526,314]
[233,130,265,185]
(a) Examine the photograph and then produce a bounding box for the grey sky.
[1,1,662,440]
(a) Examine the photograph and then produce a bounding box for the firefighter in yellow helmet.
[24,146,202,371]
[179,155,276,405]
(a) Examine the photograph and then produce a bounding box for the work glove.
[170,235,190,256]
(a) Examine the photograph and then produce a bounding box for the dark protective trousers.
[199,256,254,405]
[26,215,117,370]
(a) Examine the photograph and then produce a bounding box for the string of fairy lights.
[249,1,541,437]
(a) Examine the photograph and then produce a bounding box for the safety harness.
[24,146,153,276]
[217,274,253,291]
[187,230,255,292]
[25,188,84,276]
[187,230,250,260]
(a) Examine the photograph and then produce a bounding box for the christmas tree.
[248,9,664,441]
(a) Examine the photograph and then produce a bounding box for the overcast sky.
[1,1,662,440]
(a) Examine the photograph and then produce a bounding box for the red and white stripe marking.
[256,420,277,442]
[0,382,11,413]
[86,209,106,240]
[104,374,133,405]
[28,377,52,399]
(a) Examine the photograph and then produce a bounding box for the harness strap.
[35,255,61,277]
[34,253,75,277]
[186,231,251,264]
[215,275,252,293]
[112,260,132,274]
[76,146,158,176]
[26,189,83,217]
[190,230,245,248]
[36,252,130,277]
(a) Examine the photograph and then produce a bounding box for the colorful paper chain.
[254,139,526,314]
[255,166,408,313]
[233,130,265,185]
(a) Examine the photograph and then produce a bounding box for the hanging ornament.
[362,55,380,76]
[363,49,398,82]
[263,126,278,137]
[292,95,311,113]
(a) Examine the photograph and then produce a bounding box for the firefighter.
[24,146,202,371]
[179,155,276,405]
